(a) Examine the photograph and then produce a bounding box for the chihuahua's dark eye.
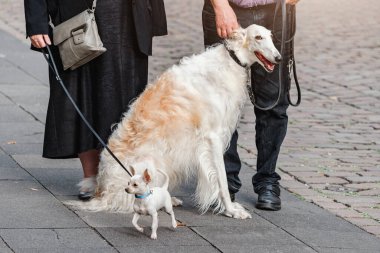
[133,183,138,187]
[255,35,263,40]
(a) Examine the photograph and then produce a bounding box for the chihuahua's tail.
[157,168,169,190]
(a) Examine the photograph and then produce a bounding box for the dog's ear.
[229,27,247,46]
[143,169,151,183]
[129,166,135,176]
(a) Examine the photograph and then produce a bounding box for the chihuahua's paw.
[224,208,252,219]
[172,221,177,229]
[171,197,183,207]
[150,233,157,240]
[136,227,144,233]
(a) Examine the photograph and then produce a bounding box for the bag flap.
[53,10,93,45]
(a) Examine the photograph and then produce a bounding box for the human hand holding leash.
[30,34,51,48]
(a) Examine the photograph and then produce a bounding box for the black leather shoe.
[78,191,93,201]
[255,185,281,211]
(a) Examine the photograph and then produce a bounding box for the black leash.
[247,0,301,110]
[42,46,132,177]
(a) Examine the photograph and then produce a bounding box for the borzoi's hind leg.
[209,136,251,219]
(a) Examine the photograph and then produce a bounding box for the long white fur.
[69,25,280,219]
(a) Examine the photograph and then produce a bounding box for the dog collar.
[135,190,152,199]
[223,42,249,69]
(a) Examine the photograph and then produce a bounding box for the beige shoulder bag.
[53,0,106,71]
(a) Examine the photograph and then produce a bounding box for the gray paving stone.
[0,122,44,144]
[315,247,379,253]
[97,227,209,247]
[75,210,176,229]
[0,228,116,253]
[0,237,12,253]
[12,154,81,169]
[0,30,48,86]
[0,154,32,180]
[0,93,12,105]
[172,197,274,228]
[0,180,87,228]
[118,246,219,253]
[192,226,304,247]
[22,167,82,196]
[0,143,43,155]
[217,244,316,253]
[285,227,380,250]
[248,190,366,232]
[0,105,37,122]
[0,165,32,180]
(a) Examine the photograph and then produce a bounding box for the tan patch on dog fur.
[108,73,201,158]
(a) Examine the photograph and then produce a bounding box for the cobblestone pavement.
[1,0,379,239]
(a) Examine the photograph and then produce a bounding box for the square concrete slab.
[192,226,304,247]
[0,154,33,180]
[97,227,209,247]
[285,227,380,250]
[217,244,316,253]
[0,228,117,253]
[0,143,43,156]
[75,210,177,229]
[117,246,219,253]
[12,154,81,169]
[0,238,12,253]
[0,180,87,228]
[0,105,37,122]
[22,167,82,196]
[0,122,44,144]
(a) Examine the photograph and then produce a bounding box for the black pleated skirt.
[43,0,148,158]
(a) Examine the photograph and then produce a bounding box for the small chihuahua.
[125,167,177,240]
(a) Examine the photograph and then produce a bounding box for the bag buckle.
[72,28,85,45]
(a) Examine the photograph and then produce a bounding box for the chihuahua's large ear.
[229,27,247,46]
[143,169,151,183]
[129,166,135,176]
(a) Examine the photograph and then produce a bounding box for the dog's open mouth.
[255,51,275,72]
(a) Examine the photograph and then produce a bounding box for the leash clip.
[288,59,294,76]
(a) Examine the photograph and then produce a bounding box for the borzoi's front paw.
[171,197,183,207]
[224,207,252,219]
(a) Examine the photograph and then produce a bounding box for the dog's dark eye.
[255,35,263,40]
[133,183,138,187]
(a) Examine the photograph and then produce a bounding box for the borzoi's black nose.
[275,55,282,63]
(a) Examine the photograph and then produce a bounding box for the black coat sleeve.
[24,0,50,37]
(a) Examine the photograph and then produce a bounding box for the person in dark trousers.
[203,0,300,210]
[24,0,167,200]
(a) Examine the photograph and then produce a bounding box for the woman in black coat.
[24,0,167,200]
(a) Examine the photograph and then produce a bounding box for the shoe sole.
[256,202,281,211]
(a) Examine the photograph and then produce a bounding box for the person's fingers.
[217,27,223,38]
[43,35,52,45]
[220,28,227,39]
[226,27,234,38]
[37,36,46,48]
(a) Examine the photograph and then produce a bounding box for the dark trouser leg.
[202,1,242,194]
[250,4,293,192]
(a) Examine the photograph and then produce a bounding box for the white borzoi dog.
[76,24,281,219]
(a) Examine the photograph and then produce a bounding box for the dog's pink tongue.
[255,51,275,72]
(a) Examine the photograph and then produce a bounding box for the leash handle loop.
[42,46,132,177]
